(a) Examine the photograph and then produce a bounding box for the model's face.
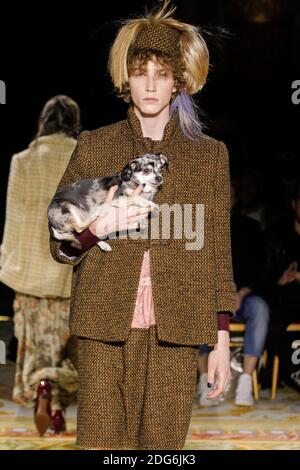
[128,57,177,117]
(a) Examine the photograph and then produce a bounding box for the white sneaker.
[198,373,221,407]
[235,373,254,406]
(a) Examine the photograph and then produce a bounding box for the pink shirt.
[131,249,156,328]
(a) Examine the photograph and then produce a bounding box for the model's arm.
[207,141,237,397]
[55,182,155,262]
[49,130,93,267]
[212,141,237,314]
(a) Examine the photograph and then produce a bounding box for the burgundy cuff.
[74,227,100,252]
[59,228,100,258]
[217,311,230,331]
[59,241,82,258]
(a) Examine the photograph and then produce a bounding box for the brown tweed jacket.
[49,105,237,346]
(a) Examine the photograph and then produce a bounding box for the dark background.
[0,0,300,313]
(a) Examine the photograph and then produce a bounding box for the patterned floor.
[1,361,300,450]
[186,387,300,450]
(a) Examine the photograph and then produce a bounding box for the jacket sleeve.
[49,130,93,267]
[212,141,237,315]
[0,154,23,268]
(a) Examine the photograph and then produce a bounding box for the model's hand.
[89,184,157,238]
[235,287,252,311]
[294,271,300,284]
[277,261,298,286]
[206,331,231,399]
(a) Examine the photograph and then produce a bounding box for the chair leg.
[252,369,259,400]
[261,350,268,369]
[256,350,268,396]
[271,355,279,400]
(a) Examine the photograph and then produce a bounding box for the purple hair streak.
[170,90,208,141]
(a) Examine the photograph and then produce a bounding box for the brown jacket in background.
[49,105,237,346]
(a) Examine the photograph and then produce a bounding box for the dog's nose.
[155,176,162,182]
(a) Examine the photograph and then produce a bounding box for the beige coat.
[0,133,76,298]
[50,106,237,346]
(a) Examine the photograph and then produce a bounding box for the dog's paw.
[127,195,158,208]
[111,195,159,212]
[110,195,129,208]
[97,241,112,252]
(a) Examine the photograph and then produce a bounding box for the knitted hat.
[129,23,181,57]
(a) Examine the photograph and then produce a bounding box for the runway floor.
[1,360,299,450]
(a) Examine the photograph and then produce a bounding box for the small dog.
[48,153,168,252]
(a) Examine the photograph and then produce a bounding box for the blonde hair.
[108,0,209,98]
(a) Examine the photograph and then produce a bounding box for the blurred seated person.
[235,169,267,231]
[197,179,270,407]
[261,180,300,389]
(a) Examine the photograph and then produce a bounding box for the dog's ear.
[121,160,138,181]
[159,154,169,172]
[121,162,133,181]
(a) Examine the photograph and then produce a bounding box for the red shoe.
[34,380,52,436]
[51,410,66,434]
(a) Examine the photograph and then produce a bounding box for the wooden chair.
[0,316,12,322]
[229,322,267,400]
[271,323,300,400]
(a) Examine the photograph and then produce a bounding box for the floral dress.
[12,294,78,410]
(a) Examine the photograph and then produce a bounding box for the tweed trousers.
[76,325,199,450]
